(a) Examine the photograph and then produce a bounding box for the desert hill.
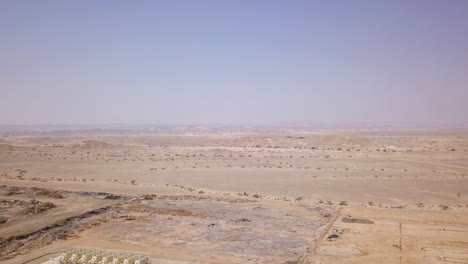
[0,144,14,152]
[73,140,115,150]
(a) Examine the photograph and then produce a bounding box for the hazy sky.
[1,0,467,125]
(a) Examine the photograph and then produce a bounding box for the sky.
[1,0,467,126]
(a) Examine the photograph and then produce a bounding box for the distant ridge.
[229,134,376,148]
[73,140,115,149]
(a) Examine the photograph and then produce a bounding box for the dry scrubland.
[0,129,468,263]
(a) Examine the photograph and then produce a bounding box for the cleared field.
[310,207,468,264]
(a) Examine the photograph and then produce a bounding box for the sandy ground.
[0,129,467,263]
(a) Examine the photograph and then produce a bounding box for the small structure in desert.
[42,247,150,264]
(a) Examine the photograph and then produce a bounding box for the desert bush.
[235,218,251,223]
[36,189,63,199]
[22,201,56,214]
[4,186,20,196]
[142,194,155,200]
[440,205,450,210]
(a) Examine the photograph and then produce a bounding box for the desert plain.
[0,127,467,264]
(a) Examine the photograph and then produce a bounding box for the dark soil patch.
[342,217,374,224]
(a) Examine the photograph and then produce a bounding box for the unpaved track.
[300,209,341,264]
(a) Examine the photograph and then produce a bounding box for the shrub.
[142,194,154,200]
[440,205,450,210]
